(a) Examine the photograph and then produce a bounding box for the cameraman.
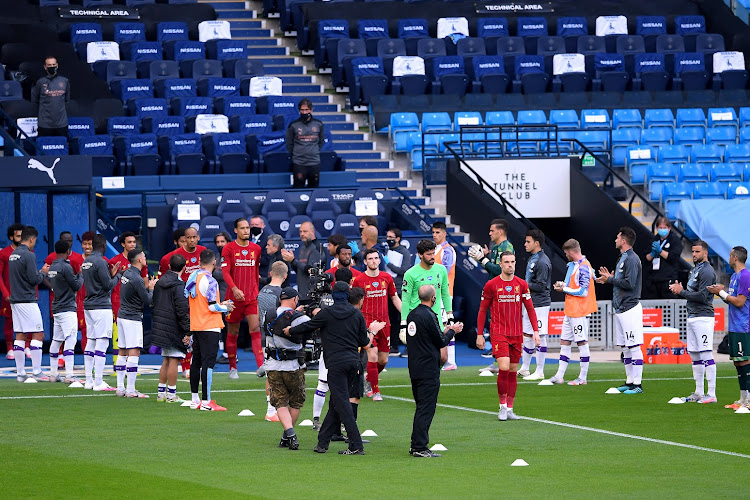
[281,221,322,305]
[265,287,312,451]
[287,281,378,455]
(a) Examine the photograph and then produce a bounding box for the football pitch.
[1,362,747,499]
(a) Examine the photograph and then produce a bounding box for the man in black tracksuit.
[286,98,325,188]
[287,281,374,455]
[405,284,464,458]
[281,221,322,304]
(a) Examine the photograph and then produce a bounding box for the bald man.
[354,225,385,272]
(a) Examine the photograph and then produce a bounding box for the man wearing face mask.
[250,217,270,280]
[31,57,70,137]
[644,217,682,299]
[384,228,412,354]
[286,98,325,189]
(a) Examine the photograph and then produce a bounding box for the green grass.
[1,362,747,499]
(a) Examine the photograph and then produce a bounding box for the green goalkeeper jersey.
[483,239,514,279]
[401,262,452,322]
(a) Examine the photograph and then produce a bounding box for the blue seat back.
[358,19,389,39]
[157,78,197,99]
[36,137,68,156]
[114,23,146,44]
[172,97,214,116]
[233,114,273,135]
[514,55,544,76]
[157,22,189,42]
[147,116,185,136]
[207,40,247,60]
[71,23,102,45]
[78,135,114,155]
[557,17,587,37]
[67,117,96,137]
[108,116,141,136]
[398,19,429,38]
[477,17,508,38]
[169,133,203,155]
[129,42,163,62]
[166,41,205,61]
[517,17,547,37]
[130,98,169,118]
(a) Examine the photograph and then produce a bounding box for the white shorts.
[10,303,44,333]
[686,316,714,353]
[117,318,144,349]
[560,315,589,343]
[161,346,186,359]
[317,351,328,382]
[523,305,550,335]
[53,311,78,342]
[84,309,113,340]
[614,303,644,347]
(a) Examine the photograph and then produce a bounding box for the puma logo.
[27,157,60,184]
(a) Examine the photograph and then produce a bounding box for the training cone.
[735,406,750,414]
[668,397,685,404]
[238,409,255,416]
[23,377,38,384]
[537,379,553,386]
[430,444,447,451]
[68,381,84,388]
[511,459,529,467]
[361,429,378,437]
[479,370,495,377]
[181,401,192,407]
[605,387,621,394]
[299,419,314,427]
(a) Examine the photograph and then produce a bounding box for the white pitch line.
[385,394,750,460]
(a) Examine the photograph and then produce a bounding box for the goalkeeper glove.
[399,320,407,345]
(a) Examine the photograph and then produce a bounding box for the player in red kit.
[222,218,262,379]
[157,229,186,278]
[0,224,25,359]
[477,251,540,421]
[326,244,361,282]
[352,248,401,401]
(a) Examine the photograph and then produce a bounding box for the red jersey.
[352,271,396,325]
[172,245,207,282]
[221,240,261,301]
[477,275,538,337]
[326,265,361,283]
[0,245,13,317]
[157,251,174,278]
[110,252,147,317]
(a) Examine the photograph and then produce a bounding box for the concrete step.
[245,38,281,47]
[282,84,323,93]
[232,28,274,38]
[224,20,264,28]
[344,159,393,169]
[337,151,384,160]
[358,179,411,188]
[312,103,339,112]
[275,75,313,83]
[264,65,306,74]
[331,132,366,141]
[322,122,355,131]
[352,169,402,179]
[204,0,249,9]
[246,46,288,56]
[217,9,258,19]
[316,113,348,122]
[254,56,297,65]
[333,141,375,150]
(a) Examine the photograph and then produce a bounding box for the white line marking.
[385,394,750,460]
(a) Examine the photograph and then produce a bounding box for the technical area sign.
[465,158,570,218]
[59,7,140,19]
[0,156,92,188]
[475,2,554,14]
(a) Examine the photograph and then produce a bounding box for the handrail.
[0,105,35,156]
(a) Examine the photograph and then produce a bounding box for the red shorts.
[491,334,523,363]
[370,324,391,352]
[226,299,258,324]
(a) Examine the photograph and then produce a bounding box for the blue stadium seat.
[76,135,117,175]
[616,35,645,55]
[695,33,725,55]
[358,19,390,57]
[114,133,161,175]
[261,190,298,235]
[706,127,736,155]
[108,116,141,136]
[431,56,469,96]
[693,182,726,199]
[36,136,68,156]
[676,108,706,130]
[114,22,146,45]
[128,98,169,119]
[549,109,579,129]
[71,23,102,52]
[198,216,225,246]
[421,112,452,133]
[164,41,206,62]
[0,81,22,101]
[636,16,667,52]
[647,162,679,201]
[183,59,222,80]
[305,189,342,237]
[231,114,273,135]
[577,36,605,55]
[673,127,705,152]
[611,128,640,167]
[557,17,588,52]
[724,143,750,164]
[708,107,739,133]
[197,78,240,98]
[257,95,297,116]
[67,117,96,138]
[332,38,367,88]
[673,52,709,91]
[171,192,207,230]
[592,52,629,91]
[644,109,674,130]
[678,162,711,182]
[575,130,608,152]
[517,17,548,54]
[640,128,672,147]
[634,53,669,91]
[216,191,252,232]
[745,163,750,181]
[537,36,565,57]
[209,133,251,174]
[167,133,206,175]
[347,57,389,108]
[711,162,744,182]
[377,38,407,62]
[171,97,214,117]
[690,143,723,164]
[625,145,657,184]
[675,15,707,52]
[612,109,642,130]
[206,40,248,61]
[348,187,386,223]
[155,78,197,99]
[316,19,350,69]
[112,78,154,105]
[658,144,689,164]
[741,128,750,144]
[286,215,320,240]
[656,35,685,54]
[156,22,189,43]
[726,182,750,198]
[227,59,264,80]
[331,214,360,239]
[216,96,256,117]
[661,181,693,219]
[144,116,185,137]
[457,38,487,60]
[126,42,163,62]
[514,55,548,93]
[471,55,508,93]
[397,18,429,56]
[417,38,447,61]
[580,109,610,129]
[477,17,508,55]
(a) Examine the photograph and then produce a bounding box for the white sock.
[158,383,167,395]
[30,340,43,374]
[555,345,571,379]
[578,343,590,380]
[313,380,328,419]
[63,335,76,377]
[126,356,139,392]
[690,353,705,396]
[50,340,63,376]
[115,355,127,390]
[94,338,109,386]
[219,340,224,353]
[622,346,633,384]
[192,392,200,403]
[701,352,716,398]
[742,389,750,403]
[14,340,26,376]
[266,394,276,415]
[629,346,643,385]
[534,336,547,375]
[447,340,456,366]
[167,385,177,398]
[520,336,535,372]
[84,345,95,384]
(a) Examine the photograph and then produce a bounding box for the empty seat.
[167,133,206,174]
[616,35,645,55]
[673,52,709,91]
[636,16,667,52]
[514,55,548,93]
[692,182,725,199]
[679,162,711,182]
[471,55,508,94]
[644,109,675,130]
[261,189,298,234]
[656,35,684,54]
[390,112,420,152]
[183,59,222,79]
[611,128,640,166]
[580,109,609,129]
[421,112,452,133]
[358,19,390,56]
[726,182,750,198]
[647,162,679,201]
[172,97,214,117]
[126,42,163,62]
[144,116,185,136]
[612,109,642,129]
[691,143,722,163]
[36,136,68,156]
[331,214,360,239]
[76,135,117,175]
[673,127,705,151]
[658,144,689,164]
[215,191,252,232]
[67,117,96,138]
[206,40,247,61]
[711,162,744,181]
[557,17,588,52]
[108,116,140,136]
[164,40,205,62]
[129,98,169,118]
[172,191,207,230]
[431,56,469,96]
[305,189,342,237]
[157,22,189,43]
[708,107,739,132]
[315,20,350,69]
[209,133,251,174]
[577,35,605,55]
[676,108,706,129]
[155,78,197,99]
[198,78,241,98]
[0,81,22,101]
[231,114,273,135]
[626,145,657,184]
[661,182,693,219]
[114,22,146,44]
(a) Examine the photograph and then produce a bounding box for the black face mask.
[250,227,262,237]
[46,66,58,76]
[300,112,312,123]
[386,239,397,248]
[358,226,364,234]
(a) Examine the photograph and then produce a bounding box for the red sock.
[3,317,13,352]
[367,361,379,393]
[181,352,192,372]
[507,371,518,409]
[377,363,385,373]
[80,330,87,352]
[25,339,31,349]
[226,333,238,370]
[250,331,263,369]
[497,370,508,406]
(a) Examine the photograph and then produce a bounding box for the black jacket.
[150,271,191,353]
[406,304,455,379]
[289,297,369,367]
[646,230,682,282]
[260,249,291,288]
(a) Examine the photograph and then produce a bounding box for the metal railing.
[0,106,36,157]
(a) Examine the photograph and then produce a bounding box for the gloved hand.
[399,320,407,345]
[349,241,359,255]
[467,244,483,261]
[650,249,659,259]
[382,253,389,265]
[651,241,661,254]
[379,241,390,255]
[446,313,455,326]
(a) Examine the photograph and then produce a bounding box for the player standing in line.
[258,261,289,421]
[47,239,83,383]
[115,249,156,398]
[400,240,452,366]
[82,234,122,391]
[326,234,348,268]
[222,218,262,379]
[8,226,50,382]
[708,247,750,409]
[432,222,458,371]
[326,244,361,281]
[670,241,718,404]
[476,251,539,420]
[157,229,186,278]
[0,223,25,359]
[77,231,96,352]
[518,230,552,381]
[596,227,644,394]
[546,239,597,386]
[352,248,401,401]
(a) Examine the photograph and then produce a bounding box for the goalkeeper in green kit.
[399,240,453,364]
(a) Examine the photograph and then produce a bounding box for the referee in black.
[403,284,463,458]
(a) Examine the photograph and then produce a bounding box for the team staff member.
[286,98,325,189]
[9,226,50,382]
[384,228,411,354]
[670,241,717,404]
[708,246,750,409]
[222,218,263,379]
[47,239,83,383]
[433,222,458,370]
[31,56,70,137]
[644,217,682,299]
[596,227,644,394]
[518,229,552,381]
[281,221,322,304]
[261,234,291,288]
[0,223,25,359]
[250,217,271,280]
[468,218,514,279]
[476,252,540,421]
[287,282,376,455]
[406,285,464,457]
